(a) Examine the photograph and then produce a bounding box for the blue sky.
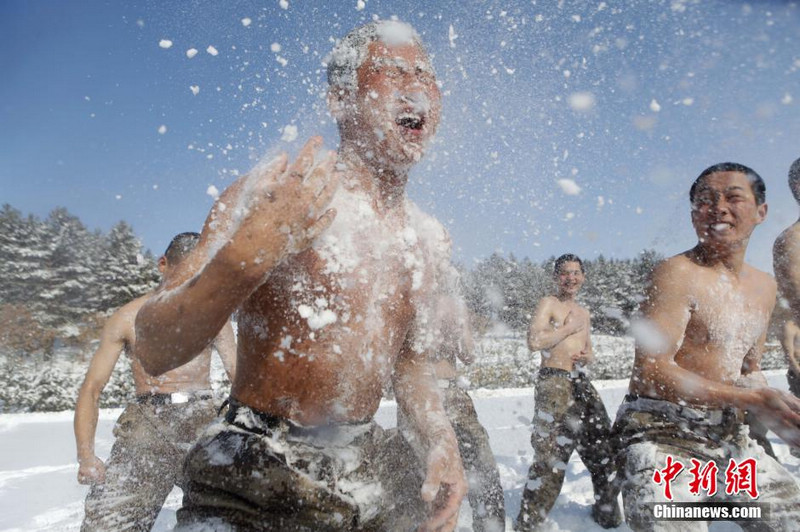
[2,0,799,273]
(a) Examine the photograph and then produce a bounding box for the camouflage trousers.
[516,368,621,531]
[81,395,218,532]
[175,398,426,532]
[791,371,800,459]
[790,369,800,399]
[398,379,506,532]
[614,395,800,532]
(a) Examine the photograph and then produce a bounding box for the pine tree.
[97,221,159,311]
[0,205,50,306]
[35,208,101,329]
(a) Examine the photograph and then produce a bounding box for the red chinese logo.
[653,456,758,500]
[725,458,759,499]
[688,458,718,497]
[652,456,684,501]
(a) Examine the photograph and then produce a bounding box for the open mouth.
[710,222,732,232]
[395,112,425,131]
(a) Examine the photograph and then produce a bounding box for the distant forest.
[0,204,159,357]
[0,203,790,360]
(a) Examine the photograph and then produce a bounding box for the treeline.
[461,250,662,335]
[461,250,790,340]
[0,204,159,357]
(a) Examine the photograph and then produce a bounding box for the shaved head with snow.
[326,20,425,92]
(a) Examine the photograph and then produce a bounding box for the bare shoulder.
[406,200,450,252]
[774,223,800,267]
[743,263,777,296]
[535,295,559,314]
[106,294,152,339]
[651,253,697,285]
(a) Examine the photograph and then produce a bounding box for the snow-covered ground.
[1,371,798,532]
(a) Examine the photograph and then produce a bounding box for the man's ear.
[157,256,167,273]
[755,202,768,225]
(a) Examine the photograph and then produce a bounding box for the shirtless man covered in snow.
[75,232,237,532]
[135,20,466,532]
[615,163,800,531]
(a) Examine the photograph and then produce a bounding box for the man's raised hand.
[225,136,338,275]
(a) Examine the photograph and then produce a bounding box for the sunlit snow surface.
[1,372,797,531]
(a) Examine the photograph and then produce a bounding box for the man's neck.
[556,291,577,303]
[691,241,748,275]
[338,144,408,212]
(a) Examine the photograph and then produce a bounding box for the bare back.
[231,188,445,425]
[116,296,215,395]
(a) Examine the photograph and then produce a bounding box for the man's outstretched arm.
[136,138,338,375]
[633,261,800,447]
[393,340,466,532]
[74,306,132,484]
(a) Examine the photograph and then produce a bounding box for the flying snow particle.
[281,125,298,142]
[270,42,282,52]
[279,0,289,9]
[136,19,145,28]
[186,48,198,58]
[448,25,458,48]
[356,0,366,11]
[597,196,605,208]
[207,185,220,200]
[556,179,582,195]
[636,207,643,214]
[650,99,661,112]
[206,45,219,56]
[567,92,596,112]
[115,194,123,200]
[159,39,173,49]
[190,85,200,95]
[782,93,793,105]
[157,125,167,135]
[241,17,252,27]
[681,97,694,106]
[276,56,288,67]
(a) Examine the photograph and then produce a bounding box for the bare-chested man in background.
[774,156,800,460]
[135,20,465,532]
[516,254,622,531]
[75,232,237,532]
[616,162,800,531]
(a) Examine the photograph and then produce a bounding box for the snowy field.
[1,371,798,532]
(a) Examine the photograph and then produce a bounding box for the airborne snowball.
[356,0,365,10]
[207,185,220,199]
[567,92,596,112]
[159,39,173,49]
[281,124,298,142]
[157,125,167,135]
[556,179,582,195]
[241,17,252,27]
[279,0,289,9]
[190,85,200,95]
[186,48,198,58]
[650,99,661,112]
[206,45,219,56]
[270,42,282,52]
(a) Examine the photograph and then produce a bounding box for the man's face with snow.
[342,40,441,168]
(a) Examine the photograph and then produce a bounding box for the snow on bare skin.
[135,21,465,530]
[629,169,800,446]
